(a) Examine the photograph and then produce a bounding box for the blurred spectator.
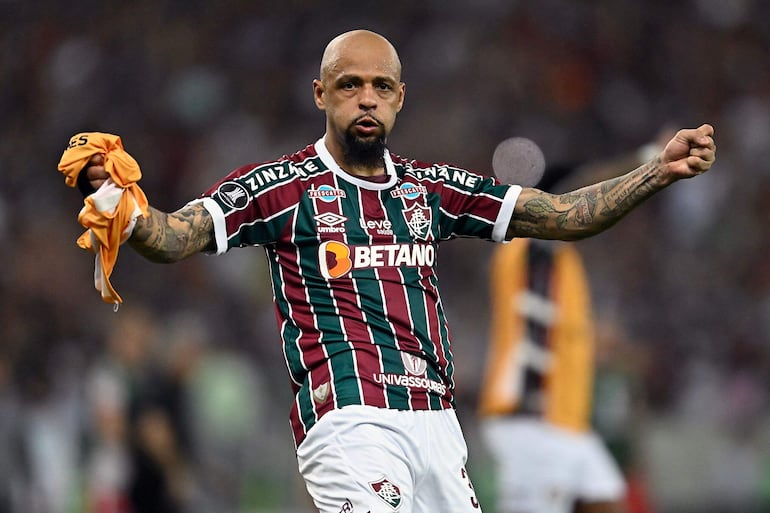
[85,305,192,513]
[13,343,83,513]
[0,354,21,513]
[160,310,265,513]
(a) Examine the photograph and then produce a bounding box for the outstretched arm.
[506,124,716,240]
[82,154,216,262]
[129,204,215,262]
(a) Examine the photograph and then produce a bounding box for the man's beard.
[342,127,386,170]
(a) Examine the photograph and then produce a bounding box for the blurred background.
[1,1,769,512]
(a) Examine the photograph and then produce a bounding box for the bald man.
[72,29,716,513]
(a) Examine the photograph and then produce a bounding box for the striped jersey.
[478,239,594,432]
[194,137,522,446]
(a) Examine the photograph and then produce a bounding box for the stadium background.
[1,1,768,512]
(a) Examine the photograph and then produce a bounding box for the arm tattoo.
[129,203,215,262]
[509,158,665,240]
[598,160,660,216]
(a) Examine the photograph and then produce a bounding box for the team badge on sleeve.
[369,477,402,510]
[216,181,250,210]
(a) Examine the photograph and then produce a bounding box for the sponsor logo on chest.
[390,183,427,200]
[359,218,394,236]
[373,353,447,396]
[314,212,348,234]
[319,241,435,279]
[308,184,346,202]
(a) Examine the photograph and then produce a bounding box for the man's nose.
[358,84,377,109]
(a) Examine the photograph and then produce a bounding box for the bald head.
[313,30,406,175]
[320,30,402,83]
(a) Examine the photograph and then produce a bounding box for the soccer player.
[477,151,654,513]
[71,30,715,513]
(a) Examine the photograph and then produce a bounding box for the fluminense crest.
[401,203,432,241]
[369,477,402,510]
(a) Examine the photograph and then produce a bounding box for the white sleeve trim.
[492,185,522,242]
[187,197,228,255]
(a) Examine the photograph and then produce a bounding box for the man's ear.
[313,79,326,110]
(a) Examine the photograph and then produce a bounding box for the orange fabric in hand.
[58,133,149,306]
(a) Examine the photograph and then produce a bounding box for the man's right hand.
[82,154,110,190]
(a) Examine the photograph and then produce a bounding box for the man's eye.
[341,82,355,90]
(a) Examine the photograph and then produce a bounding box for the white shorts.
[481,417,625,513]
[296,405,483,513]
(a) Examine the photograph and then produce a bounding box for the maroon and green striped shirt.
[195,137,522,447]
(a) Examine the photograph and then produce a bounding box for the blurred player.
[66,30,715,513]
[478,134,672,513]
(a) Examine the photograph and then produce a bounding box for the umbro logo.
[315,212,347,234]
[314,212,348,227]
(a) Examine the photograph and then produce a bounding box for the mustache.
[350,114,384,129]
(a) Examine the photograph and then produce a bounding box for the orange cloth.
[58,133,149,306]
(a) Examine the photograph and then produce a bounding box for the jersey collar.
[314,136,399,190]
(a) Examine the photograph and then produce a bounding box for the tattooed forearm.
[508,158,667,240]
[128,203,215,262]
[599,159,661,217]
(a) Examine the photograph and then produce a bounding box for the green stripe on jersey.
[328,351,362,407]
[380,347,411,410]
[297,385,316,434]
